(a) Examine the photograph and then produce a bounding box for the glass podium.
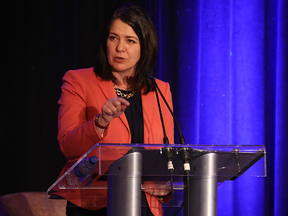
[47,143,266,216]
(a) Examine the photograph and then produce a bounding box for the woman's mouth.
[114,57,125,62]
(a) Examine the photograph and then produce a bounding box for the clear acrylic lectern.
[47,143,266,216]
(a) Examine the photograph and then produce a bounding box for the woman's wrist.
[95,114,110,129]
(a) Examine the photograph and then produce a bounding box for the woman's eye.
[109,36,117,40]
[128,39,135,44]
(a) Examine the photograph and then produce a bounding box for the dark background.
[1,0,151,196]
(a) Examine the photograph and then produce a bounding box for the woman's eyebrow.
[109,32,139,40]
[126,36,139,40]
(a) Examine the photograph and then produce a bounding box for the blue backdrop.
[152,0,288,215]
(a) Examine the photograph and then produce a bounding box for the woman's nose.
[116,40,125,52]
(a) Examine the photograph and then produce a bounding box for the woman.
[56,4,174,216]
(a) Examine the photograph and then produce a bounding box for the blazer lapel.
[141,90,157,144]
[97,79,116,100]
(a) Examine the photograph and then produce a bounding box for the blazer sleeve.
[57,70,105,160]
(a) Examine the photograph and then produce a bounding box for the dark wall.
[1,0,149,196]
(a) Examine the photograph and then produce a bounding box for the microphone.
[143,70,189,216]
[144,71,191,169]
[143,70,186,145]
[143,70,174,168]
[144,71,190,168]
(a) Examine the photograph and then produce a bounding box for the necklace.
[113,83,136,99]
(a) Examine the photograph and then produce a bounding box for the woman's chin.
[112,68,135,76]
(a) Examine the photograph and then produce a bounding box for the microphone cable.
[172,148,191,216]
[162,147,174,216]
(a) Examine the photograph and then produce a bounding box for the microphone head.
[142,70,156,85]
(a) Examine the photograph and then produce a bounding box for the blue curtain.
[153,0,288,215]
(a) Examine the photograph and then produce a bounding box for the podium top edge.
[93,143,266,152]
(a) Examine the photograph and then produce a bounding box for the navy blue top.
[117,89,144,144]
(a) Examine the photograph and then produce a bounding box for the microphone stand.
[147,73,191,216]
[147,74,175,216]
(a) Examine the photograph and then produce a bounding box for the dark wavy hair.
[94,4,158,94]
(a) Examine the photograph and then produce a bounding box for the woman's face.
[107,19,141,77]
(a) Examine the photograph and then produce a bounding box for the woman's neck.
[112,73,135,90]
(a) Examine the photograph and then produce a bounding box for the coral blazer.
[55,67,174,216]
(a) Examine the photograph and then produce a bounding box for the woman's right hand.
[97,97,130,128]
